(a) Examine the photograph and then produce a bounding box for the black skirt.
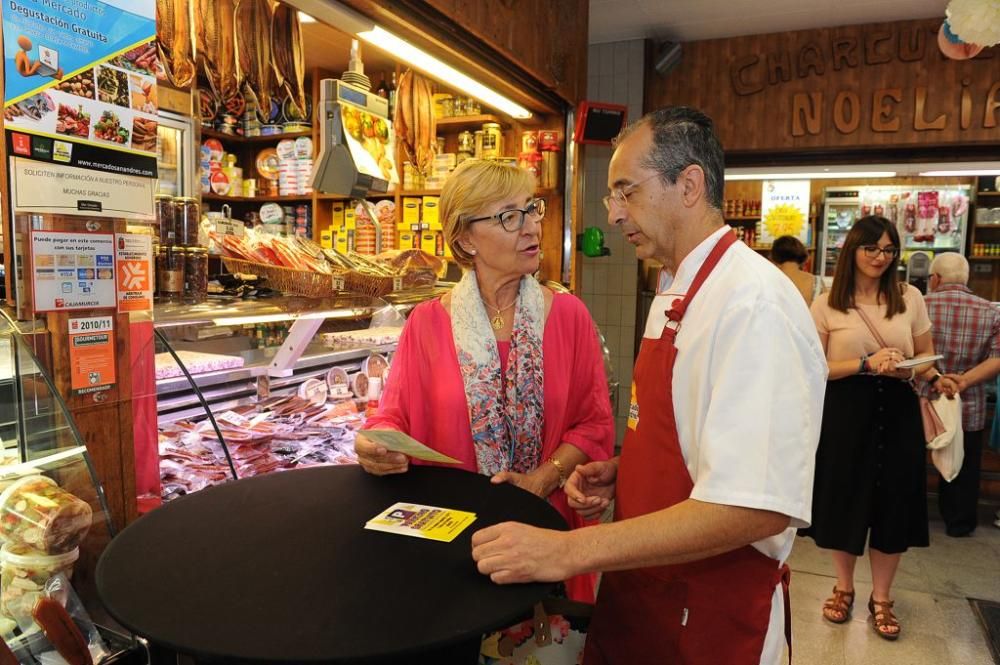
[799,374,929,556]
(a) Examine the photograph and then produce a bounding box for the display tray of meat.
[159,396,364,501]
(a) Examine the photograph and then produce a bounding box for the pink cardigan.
[365,292,615,600]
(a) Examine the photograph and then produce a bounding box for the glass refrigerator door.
[821,197,860,277]
[156,110,196,197]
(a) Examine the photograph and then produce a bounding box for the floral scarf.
[451,271,545,475]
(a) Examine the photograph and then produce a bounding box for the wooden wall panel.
[422,0,588,104]
[646,18,1000,153]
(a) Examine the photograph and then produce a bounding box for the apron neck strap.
[667,229,736,323]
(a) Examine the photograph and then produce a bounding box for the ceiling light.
[297,11,316,23]
[357,27,531,119]
[725,171,897,181]
[287,0,531,119]
[919,169,1000,176]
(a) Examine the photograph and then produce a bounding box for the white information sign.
[115,233,153,312]
[30,231,116,312]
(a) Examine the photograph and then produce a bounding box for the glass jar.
[457,131,474,153]
[482,123,502,160]
[473,130,484,159]
[155,195,176,246]
[156,246,185,300]
[183,247,209,303]
[175,196,201,246]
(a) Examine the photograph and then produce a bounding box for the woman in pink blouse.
[357,159,615,602]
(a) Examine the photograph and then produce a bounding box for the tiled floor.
[786,515,1000,664]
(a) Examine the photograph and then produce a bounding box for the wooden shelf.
[435,114,506,132]
[726,217,759,223]
[398,189,442,197]
[970,256,1000,260]
[202,193,313,203]
[977,191,1000,196]
[975,224,1000,229]
[201,128,313,144]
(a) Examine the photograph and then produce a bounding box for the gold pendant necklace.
[488,301,516,331]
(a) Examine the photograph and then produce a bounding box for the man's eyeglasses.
[861,245,899,259]
[602,174,660,211]
[468,198,546,233]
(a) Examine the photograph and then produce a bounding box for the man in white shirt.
[471,107,828,665]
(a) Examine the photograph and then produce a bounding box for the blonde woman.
[356,159,614,602]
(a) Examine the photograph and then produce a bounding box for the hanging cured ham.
[394,69,436,177]
[234,0,276,121]
[156,0,196,88]
[271,3,307,118]
[196,0,239,101]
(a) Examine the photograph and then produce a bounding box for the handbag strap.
[855,306,889,349]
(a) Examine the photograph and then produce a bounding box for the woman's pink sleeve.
[363,315,418,432]
[559,300,615,461]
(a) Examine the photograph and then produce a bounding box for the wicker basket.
[222,258,342,298]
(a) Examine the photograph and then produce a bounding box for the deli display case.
[0,310,139,661]
[149,289,446,501]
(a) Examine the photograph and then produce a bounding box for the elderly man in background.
[925,252,1000,537]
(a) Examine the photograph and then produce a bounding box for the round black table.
[96,465,566,663]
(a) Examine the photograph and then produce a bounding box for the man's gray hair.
[615,107,725,211]
[930,252,970,285]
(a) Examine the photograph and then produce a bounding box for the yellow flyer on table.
[365,502,477,543]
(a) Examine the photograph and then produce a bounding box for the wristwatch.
[547,457,567,488]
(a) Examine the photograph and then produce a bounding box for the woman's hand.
[491,466,558,499]
[867,347,904,375]
[354,430,409,476]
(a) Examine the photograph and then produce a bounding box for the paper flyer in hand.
[362,429,461,464]
[365,502,477,543]
[894,354,944,369]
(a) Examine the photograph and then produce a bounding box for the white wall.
[579,39,645,445]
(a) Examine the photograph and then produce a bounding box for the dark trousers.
[938,428,983,536]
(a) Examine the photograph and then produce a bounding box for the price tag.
[214,220,245,238]
[393,276,404,291]
[216,410,250,427]
[333,276,346,291]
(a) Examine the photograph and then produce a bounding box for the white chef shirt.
[639,226,828,665]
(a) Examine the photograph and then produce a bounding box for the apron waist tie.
[781,563,792,665]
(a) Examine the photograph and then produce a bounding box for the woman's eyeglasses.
[860,245,899,259]
[468,198,546,233]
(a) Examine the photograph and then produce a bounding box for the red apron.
[584,232,791,665]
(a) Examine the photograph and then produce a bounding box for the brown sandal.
[822,587,855,623]
[868,596,900,641]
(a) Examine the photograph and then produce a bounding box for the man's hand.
[354,430,409,475]
[565,460,618,520]
[471,522,575,584]
[935,375,960,398]
[943,373,967,393]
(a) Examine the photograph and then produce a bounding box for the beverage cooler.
[819,185,971,278]
[155,110,198,198]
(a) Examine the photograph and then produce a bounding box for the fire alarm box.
[574,101,628,145]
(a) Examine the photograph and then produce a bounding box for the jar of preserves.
[155,195,176,246]
[457,131,474,153]
[482,123,502,160]
[156,247,185,300]
[183,247,209,303]
[175,196,201,246]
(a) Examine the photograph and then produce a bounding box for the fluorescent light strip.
[919,170,1000,176]
[212,310,361,327]
[298,11,316,23]
[725,171,897,181]
[357,26,532,119]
